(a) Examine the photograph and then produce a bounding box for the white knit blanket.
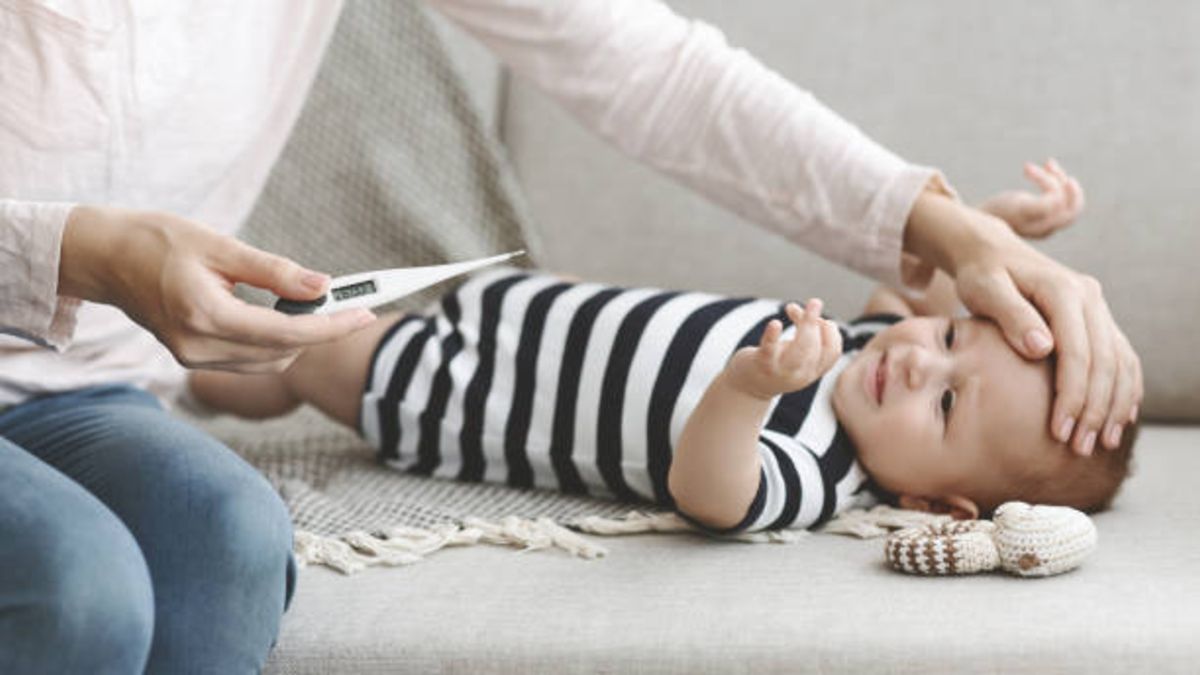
[181,405,946,574]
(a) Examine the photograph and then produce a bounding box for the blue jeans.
[0,384,296,674]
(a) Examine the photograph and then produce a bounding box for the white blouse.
[0,0,942,406]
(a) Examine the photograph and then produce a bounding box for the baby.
[190,162,1135,534]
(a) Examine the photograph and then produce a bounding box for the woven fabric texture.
[236,0,537,312]
[192,408,639,538]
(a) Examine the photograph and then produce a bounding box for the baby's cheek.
[846,420,892,474]
[860,419,931,487]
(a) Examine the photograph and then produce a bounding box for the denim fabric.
[0,384,296,674]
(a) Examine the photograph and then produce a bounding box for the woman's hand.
[726,299,843,400]
[979,159,1085,239]
[904,191,1142,455]
[59,206,376,373]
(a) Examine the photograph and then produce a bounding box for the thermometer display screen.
[331,280,377,301]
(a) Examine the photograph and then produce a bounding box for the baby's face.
[833,316,1058,508]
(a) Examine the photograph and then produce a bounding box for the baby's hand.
[726,299,843,400]
[979,158,1085,239]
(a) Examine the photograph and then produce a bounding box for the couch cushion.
[502,0,1200,421]
[265,424,1200,673]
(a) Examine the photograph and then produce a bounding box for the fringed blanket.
[181,406,948,574]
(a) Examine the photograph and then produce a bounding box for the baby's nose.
[902,346,942,390]
[903,350,924,389]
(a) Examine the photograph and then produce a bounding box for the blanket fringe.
[818,505,952,538]
[293,506,946,574]
[293,516,611,574]
[573,510,804,544]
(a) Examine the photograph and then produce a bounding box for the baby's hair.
[988,419,1138,517]
[1072,419,1139,513]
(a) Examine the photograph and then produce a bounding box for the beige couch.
[266,2,1200,672]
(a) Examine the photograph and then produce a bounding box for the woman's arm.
[425,0,942,286]
[669,300,842,530]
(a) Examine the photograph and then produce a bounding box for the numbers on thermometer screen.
[331,280,378,302]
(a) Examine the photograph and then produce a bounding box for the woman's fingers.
[1020,265,1129,452]
[958,264,1055,360]
[164,303,373,371]
[1131,346,1144,422]
[218,236,331,301]
[1102,331,1138,450]
[1070,297,1117,455]
[182,342,303,374]
[1029,276,1094,446]
[1101,328,1141,449]
[962,237,1138,452]
[205,296,375,351]
[188,237,376,364]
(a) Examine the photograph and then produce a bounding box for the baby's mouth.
[875,351,887,405]
[864,350,887,406]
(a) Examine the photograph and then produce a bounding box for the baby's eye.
[940,389,956,417]
[944,321,956,350]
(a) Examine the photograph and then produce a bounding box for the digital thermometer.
[274,250,524,315]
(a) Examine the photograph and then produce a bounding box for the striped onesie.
[360,269,897,533]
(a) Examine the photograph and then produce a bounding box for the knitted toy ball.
[991,502,1097,577]
[884,502,1097,578]
[884,520,1000,575]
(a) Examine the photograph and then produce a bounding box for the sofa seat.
[266,425,1199,674]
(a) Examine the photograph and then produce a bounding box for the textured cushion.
[266,425,1200,673]
[503,0,1200,421]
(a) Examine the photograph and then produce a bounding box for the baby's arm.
[669,299,842,530]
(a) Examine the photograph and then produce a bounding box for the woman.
[0,0,1140,671]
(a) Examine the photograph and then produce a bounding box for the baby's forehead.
[966,318,1057,451]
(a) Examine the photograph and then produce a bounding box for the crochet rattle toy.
[884,502,1097,577]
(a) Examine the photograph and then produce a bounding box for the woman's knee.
[191,470,294,587]
[5,510,155,672]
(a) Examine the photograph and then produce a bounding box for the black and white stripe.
[362,269,899,533]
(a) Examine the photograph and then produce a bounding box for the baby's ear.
[898,494,981,520]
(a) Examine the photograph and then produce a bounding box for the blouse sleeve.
[0,199,80,349]
[424,0,951,286]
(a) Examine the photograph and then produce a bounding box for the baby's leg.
[187,368,300,420]
[280,313,404,429]
[187,313,403,430]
